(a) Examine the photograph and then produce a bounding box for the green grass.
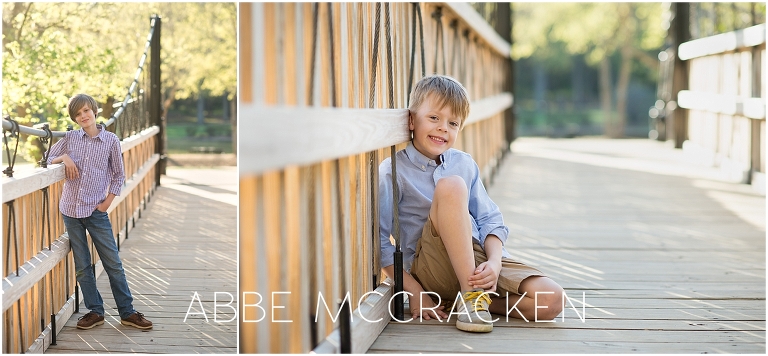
[166,138,233,154]
[165,122,233,153]
[166,123,232,139]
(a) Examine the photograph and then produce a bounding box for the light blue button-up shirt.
[379,142,511,271]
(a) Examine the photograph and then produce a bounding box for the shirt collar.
[404,141,449,171]
[78,124,107,141]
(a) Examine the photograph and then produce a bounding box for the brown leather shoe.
[76,312,105,329]
[121,311,153,329]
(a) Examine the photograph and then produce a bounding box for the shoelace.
[134,312,146,320]
[451,290,493,313]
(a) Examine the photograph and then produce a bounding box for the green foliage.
[2,2,237,163]
[3,3,125,161]
[513,3,664,66]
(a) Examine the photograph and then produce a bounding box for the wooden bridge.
[4,2,765,353]
[45,167,237,353]
[240,2,764,353]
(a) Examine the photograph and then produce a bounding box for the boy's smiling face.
[73,104,97,130]
[409,94,461,161]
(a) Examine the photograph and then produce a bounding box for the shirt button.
[421,165,425,170]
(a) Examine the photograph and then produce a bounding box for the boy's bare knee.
[434,176,467,199]
[535,287,564,320]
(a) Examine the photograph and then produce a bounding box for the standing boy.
[379,75,564,333]
[47,94,152,330]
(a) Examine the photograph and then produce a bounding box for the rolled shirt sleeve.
[468,161,509,248]
[46,133,69,166]
[107,135,125,196]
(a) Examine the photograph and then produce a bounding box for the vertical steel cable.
[3,117,20,177]
[327,3,351,353]
[416,5,425,76]
[384,2,405,323]
[368,3,382,109]
[308,3,320,106]
[368,3,383,292]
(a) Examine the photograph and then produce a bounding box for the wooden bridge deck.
[45,167,237,354]
[369,137,765,353]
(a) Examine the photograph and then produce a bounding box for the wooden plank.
[240,93,512,176]
[678,90,765,119]
[119,126,159,153]
[240,2,252,103]
[4,130,158,202]
[252,3,265,104]
[2,233,70,311]
[679,23,766,60]
[46,171,236,353]
[239,106,409,175]
[314,281,394,353]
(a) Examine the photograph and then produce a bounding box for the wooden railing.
[677,23,765,192]
[1,15,163,353]
[239,2,511,353]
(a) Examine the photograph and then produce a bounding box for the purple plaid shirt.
[47,126,125,218]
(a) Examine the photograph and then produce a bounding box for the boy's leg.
[84,210,136,319]
[428,175,475,292]
[62,215,105,316]
[488,276,564,321]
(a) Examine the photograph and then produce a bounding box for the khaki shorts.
[410,216,545,303]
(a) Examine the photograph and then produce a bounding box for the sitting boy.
[379,75,563,332]
[47,94,152,330]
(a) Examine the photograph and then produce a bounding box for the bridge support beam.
[150,15,165,184]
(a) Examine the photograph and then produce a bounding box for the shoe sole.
[76,320,104,330]
[121,320,153,330]
[456,320,493,333]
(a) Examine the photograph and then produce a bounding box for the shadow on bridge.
[44,167,237,354]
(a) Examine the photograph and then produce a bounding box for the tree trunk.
[197,92,205,125]
[599,56,613,137]
[615,46,633,138]
[222,93,230,122]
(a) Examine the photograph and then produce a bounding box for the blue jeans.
[63,210,136,319]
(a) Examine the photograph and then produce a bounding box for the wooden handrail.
[443,3,511,57]
[2,126,159,203]
[678,23,766,60]
[678,91,766,120]
[240,93,512,176]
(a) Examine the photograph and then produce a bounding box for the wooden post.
[150,15,164,184]
[496,3,514,149]
[670,3,690,148]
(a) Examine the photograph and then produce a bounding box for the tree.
[2,2,237,162]
[2,3,124,161]
[513,3,665,138]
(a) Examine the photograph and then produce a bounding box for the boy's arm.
[107,137,125,197]
[467,161,509,249]
[47,135,79,179]
[96,193,117,212]
[469,234,503,291]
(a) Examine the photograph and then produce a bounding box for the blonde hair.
[68,94,99,120]
[408,75,470,128]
